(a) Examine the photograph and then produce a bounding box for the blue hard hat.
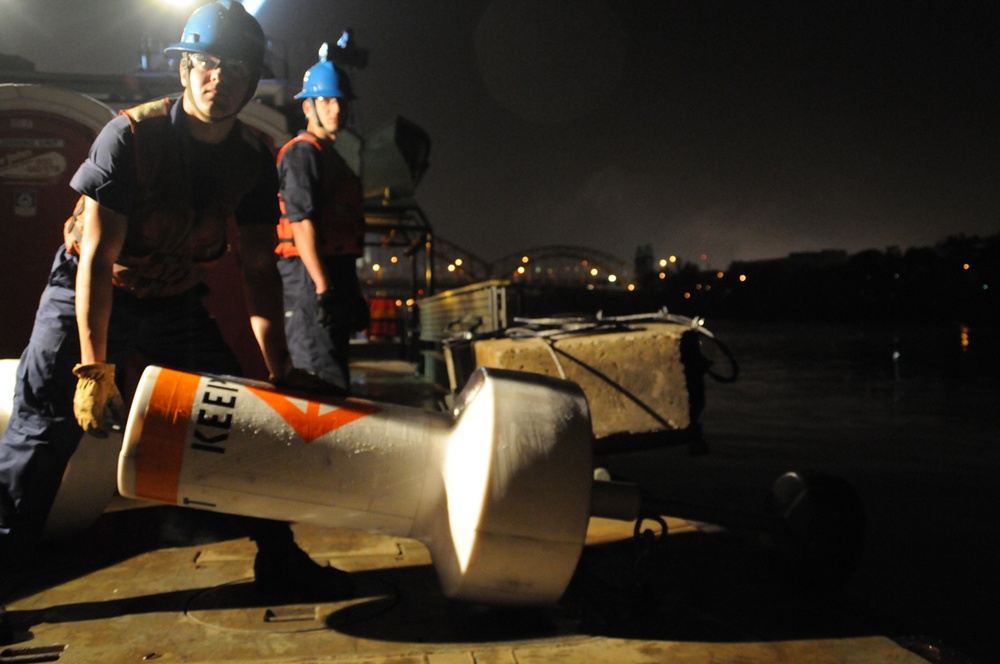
[294,43,354,100]
[164,0,266,71]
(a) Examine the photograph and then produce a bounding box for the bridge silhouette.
[358,228,636,299]
[432,240,635,289]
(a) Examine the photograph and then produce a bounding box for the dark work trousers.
[0,247,298,580]
[277,255,360,393]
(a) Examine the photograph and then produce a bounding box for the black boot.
[0,605,13,645]
[253,546,354,603]
[245,518,354,603]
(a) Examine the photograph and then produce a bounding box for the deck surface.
[1,357,937,663]
[3,506,929,664]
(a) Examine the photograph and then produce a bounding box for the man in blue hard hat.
[275,44,368,393]
[0,1,352,608]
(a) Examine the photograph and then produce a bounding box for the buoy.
[118,365,595,605]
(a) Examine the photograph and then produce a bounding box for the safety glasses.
[188,52,252,80]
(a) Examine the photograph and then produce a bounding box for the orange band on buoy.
[245,386,381,443]
[132,368,200,503]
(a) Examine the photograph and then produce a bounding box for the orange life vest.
[275,131,364,259]
[64,98,267,298]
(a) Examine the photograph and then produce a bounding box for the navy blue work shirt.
[69,97,279,228]
[277,133,326,223]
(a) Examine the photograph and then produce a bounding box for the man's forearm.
[243,262,292,379]
[290,218,329,293]
[76,197,126,364]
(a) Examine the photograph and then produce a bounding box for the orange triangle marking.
[246,386,381,443]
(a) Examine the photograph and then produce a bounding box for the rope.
[441,308,739,384]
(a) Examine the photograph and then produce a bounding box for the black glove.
[316,288,341,329]
[270,366,348,398]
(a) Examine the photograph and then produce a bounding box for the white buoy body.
[118,365,594,605]
[0,359,121,540]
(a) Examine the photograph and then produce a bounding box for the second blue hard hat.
[295,43,355,100]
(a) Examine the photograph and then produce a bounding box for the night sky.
[4,0,998,268]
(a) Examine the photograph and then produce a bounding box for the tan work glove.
[72,363,125,437]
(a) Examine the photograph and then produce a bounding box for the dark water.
[604,319,1000,662]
